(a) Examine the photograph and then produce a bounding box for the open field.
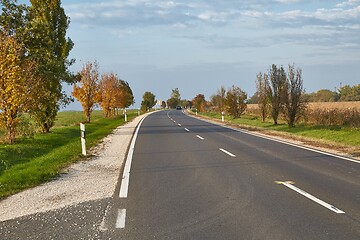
[0,110,138,199]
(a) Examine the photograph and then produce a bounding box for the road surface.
[1,110,359,239]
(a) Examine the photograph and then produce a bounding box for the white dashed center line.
[196,135,204,140]
[219,148,236,157]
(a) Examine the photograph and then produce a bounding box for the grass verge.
[0,110,138,199]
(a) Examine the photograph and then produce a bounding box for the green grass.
[198,112,360,147]
[0,110,138,199]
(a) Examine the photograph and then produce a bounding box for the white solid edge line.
[233,127,360,164]
[116,209,127,229]
[219,148,236,157]
[185,128,190,132]
[119,116,147,198]
[279,182,345,214]
[196,135,204,140]
[187,113,359,164]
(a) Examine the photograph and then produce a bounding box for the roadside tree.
[283,64,307,127]
[1,0,74,133]
[97,73,118,118]
[256,72,269,122]
[267,64,287,125]
[0,33,38,143]
[192,94,206,112]
[167,88,181,108]
[210,86,226,113]
[26,0,74,132]
[182,100,193,109]
[226,86,247,118]
[141,92,156,112]
[116,80,134,110]
[97,73,134,117]
[72,61,100,123]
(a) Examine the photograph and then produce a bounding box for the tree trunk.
[7,127,15,144]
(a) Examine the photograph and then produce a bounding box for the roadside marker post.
[222,111,224,122]
[124,109,127,122]
[80,123,86,156]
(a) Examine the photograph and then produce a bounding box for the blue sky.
[19,0,360,109]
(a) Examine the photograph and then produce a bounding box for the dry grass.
[247,101,360,110]
[307,101,360,110]
[246,102,360,128]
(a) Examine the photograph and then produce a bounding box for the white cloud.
[67,1,359,27]
[64,0,360,50]
[336,0,360,8]
[275,0,302,3]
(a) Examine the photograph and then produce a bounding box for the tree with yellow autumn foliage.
[72,61,100,123]
[0,32,38,143]
[1,0,74,133]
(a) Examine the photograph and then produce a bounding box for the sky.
[19,0,360,109]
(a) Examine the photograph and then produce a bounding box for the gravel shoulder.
[0,113,148,222]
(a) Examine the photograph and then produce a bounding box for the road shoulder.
[186,111,360,162]
[0,113,149,222]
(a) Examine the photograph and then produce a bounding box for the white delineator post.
[222,111,224,122]
[124,109,127,122]
[80,123,86,156]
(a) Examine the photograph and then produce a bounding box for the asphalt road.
[1,110,359,239]
[111,110,360,239]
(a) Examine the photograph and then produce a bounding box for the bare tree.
[283,64,307,127]
[256,72,268,122]
[267,64,287,125]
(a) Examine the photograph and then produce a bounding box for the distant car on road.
[176,106,182,110]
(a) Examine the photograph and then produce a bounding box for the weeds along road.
[1,110,359,239]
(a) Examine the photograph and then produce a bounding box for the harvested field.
[246,102,360,127]
[307,101,360,110]
[248,101,360,110]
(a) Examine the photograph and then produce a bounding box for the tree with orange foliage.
[192,94,206,112]
[97,73,118,118]
[0,33,38,143]
[72,61,100,123]
[97,73,134,118]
